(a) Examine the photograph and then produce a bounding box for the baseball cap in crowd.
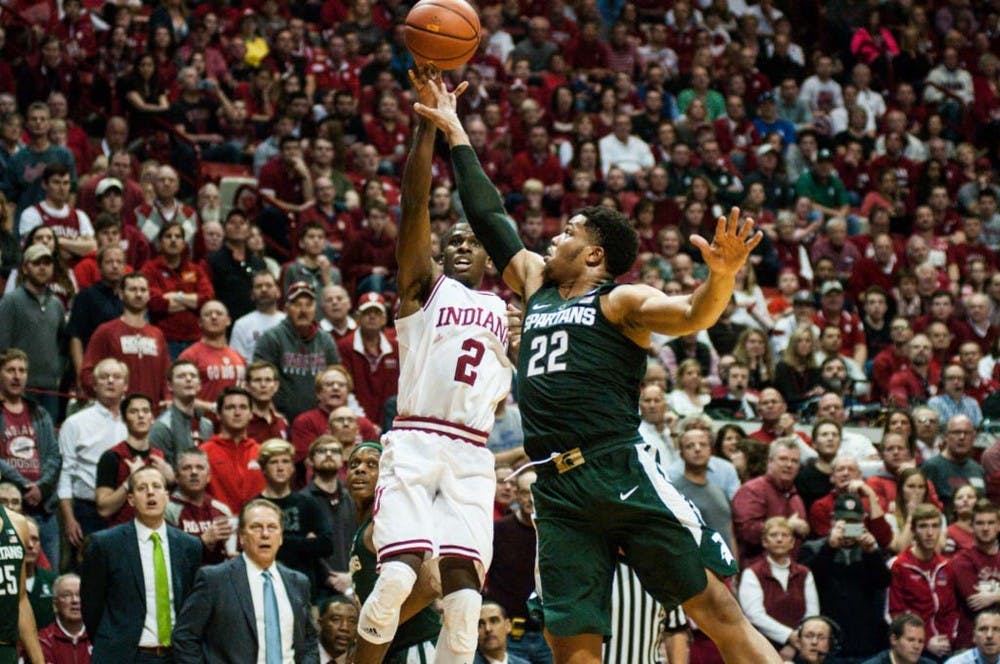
[286,281,316,302]
[95,177,123,197]
[792,290,816,306]
[817,148,834,162]
[834,493,865,521]
[23,244,54,264]
[820,281,844,296]
[357,292,387,314]
[758,90,776,104]
[757,143,776,157]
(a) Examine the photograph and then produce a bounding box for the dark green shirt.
[517,283,647,459]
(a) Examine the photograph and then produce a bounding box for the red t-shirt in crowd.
[1,405,40,483]
[179,341,247,404]
[80,318,170,403]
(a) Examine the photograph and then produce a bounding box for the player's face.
[441,224,489,288]
[176,454,209,493]
[263,454,294,486]
[347,448,381,503]
[0,359,27,400]
[320,602,358,655]
[128,468,168,522]
[544,216,593,283]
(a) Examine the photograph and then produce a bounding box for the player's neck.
[556,273,606,300]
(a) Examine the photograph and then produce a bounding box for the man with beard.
[254,439,333,599]
[253,281,340,422]
[888,334,940,408]
[80,273,169,403]
[302,435,356,602]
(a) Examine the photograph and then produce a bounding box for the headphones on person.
[796,615,843,658]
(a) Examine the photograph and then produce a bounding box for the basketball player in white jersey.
[355,67,512,664]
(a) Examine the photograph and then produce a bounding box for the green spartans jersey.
[518,282,647,460]
[349,517,440,658]
[0,506,25,646]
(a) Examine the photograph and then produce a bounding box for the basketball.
[404,0,481,71]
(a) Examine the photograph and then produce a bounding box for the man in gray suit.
[80,465,203,662]
[172,498,319,663]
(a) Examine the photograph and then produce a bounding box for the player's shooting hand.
[689,207,763,279]
[412,75,468,134]
[408,64,444,108]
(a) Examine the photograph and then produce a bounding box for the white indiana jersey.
[395,275,512,436]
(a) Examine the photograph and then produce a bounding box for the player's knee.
[357,561,418,644]
[441,588,482,652]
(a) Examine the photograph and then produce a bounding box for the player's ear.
[585,244,604,268]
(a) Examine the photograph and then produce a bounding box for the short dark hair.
[120,392,154,418]
[93,213,123,234]
[279,134,301,150]
[216,385,252,413]
[225,208,248,225]
[889,612,924,639]
[42,162,71,183]
[318,595,358,617]
[158,221,186,241]
[168,358,199,381]
[973,498,1000,519]
[577,206,638,277]
[121,272,148,289]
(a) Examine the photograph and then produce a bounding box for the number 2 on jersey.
[454,338,486,386]
[526,330,569,377]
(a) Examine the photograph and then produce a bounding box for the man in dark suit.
[172,498,319,663]
[80,465,202,662]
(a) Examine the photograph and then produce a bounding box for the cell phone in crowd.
[843,522,864,539]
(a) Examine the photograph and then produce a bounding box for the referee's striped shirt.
[604,563,686,664]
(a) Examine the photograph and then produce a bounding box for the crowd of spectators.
[2,0,1000,661]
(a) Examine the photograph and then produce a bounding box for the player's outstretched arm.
[414,76,544,299]
[397,66,452,318]
[609,208,762,338]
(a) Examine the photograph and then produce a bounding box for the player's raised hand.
[688,206,763,279]
[412,71,467,134]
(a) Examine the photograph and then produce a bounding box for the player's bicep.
[617,286,696,337]
[503,249,545,299]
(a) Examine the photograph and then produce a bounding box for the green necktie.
[151,531,171,645]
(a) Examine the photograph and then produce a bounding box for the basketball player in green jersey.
[413,73,782,664]
[0,504,43,664]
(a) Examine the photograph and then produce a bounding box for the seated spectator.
[943,609,1000,664]
[38,572,90,663]
[282,220,341,296]
[922,414,985,508]
[859,613,936,664]
[134,166,198,245]
[889,503,959,661]
[18,163,96,265]
[317,597,360,663]
[476,602,531,664]
[808,457,893,549]
[666,358,710,417]
[872,318,914,402]
[230,271,286,362]
[889,335,941,408]
[733,328,776,395]
[813,393,880,474]
[339,201,397,296]
[867,428,944,516]
[738,516,819,658]
[732,437,809,565]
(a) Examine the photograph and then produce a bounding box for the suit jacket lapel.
[122,522,144,603]
[231,556,258,640]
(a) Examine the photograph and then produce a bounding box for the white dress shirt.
[135,520,175,648]
[57,402,128,500]
[598,133,655,176]
[244,554,295,664]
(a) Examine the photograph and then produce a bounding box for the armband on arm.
[451,145,524,274]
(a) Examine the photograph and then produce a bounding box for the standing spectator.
[245,360,289,444]
[0,247,66,424]
[94,393,173,527]
[799,520,891,659]
[57,359,128,568]
[254,281,340,423]
[1,102,76,220]
[80,466,202,662]
[922,414,985,508]
[17,163,95,263]
[255,439,334,599]
[951,500,1000,650]
[38,573,91,664]
[230,271,286,362]
[732,437,810,565]
[638,384,675,465]
[670,427,736,552]
[282,221,341,299]
[336,292,399,425]
[149,360,213,468]
[813,280,866,366]
[207,209,266,323]
[134,166,198,245]
[889,503,959,661]
[799,55,844,112]
[80,273,170,404]
[178,301,247,408]
[301,435,356,602]
[808,457,892,548]
[164,448,235,566]
[200,387,264,514]
[738,516,819,658]
[173,498,320,662]
[0,349,60,565]
[66,246,125,379]
[142,222,215,360]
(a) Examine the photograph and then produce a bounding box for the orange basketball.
[404,0,481,71]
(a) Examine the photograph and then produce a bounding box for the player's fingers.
[737,215,755,239]
[746,230,764,252]
[728,206,741,235]
[689,234,710,253]
[408,69,419,86]
[413,103,436,119]
[713,213,726,240]
[454,81,470,98]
